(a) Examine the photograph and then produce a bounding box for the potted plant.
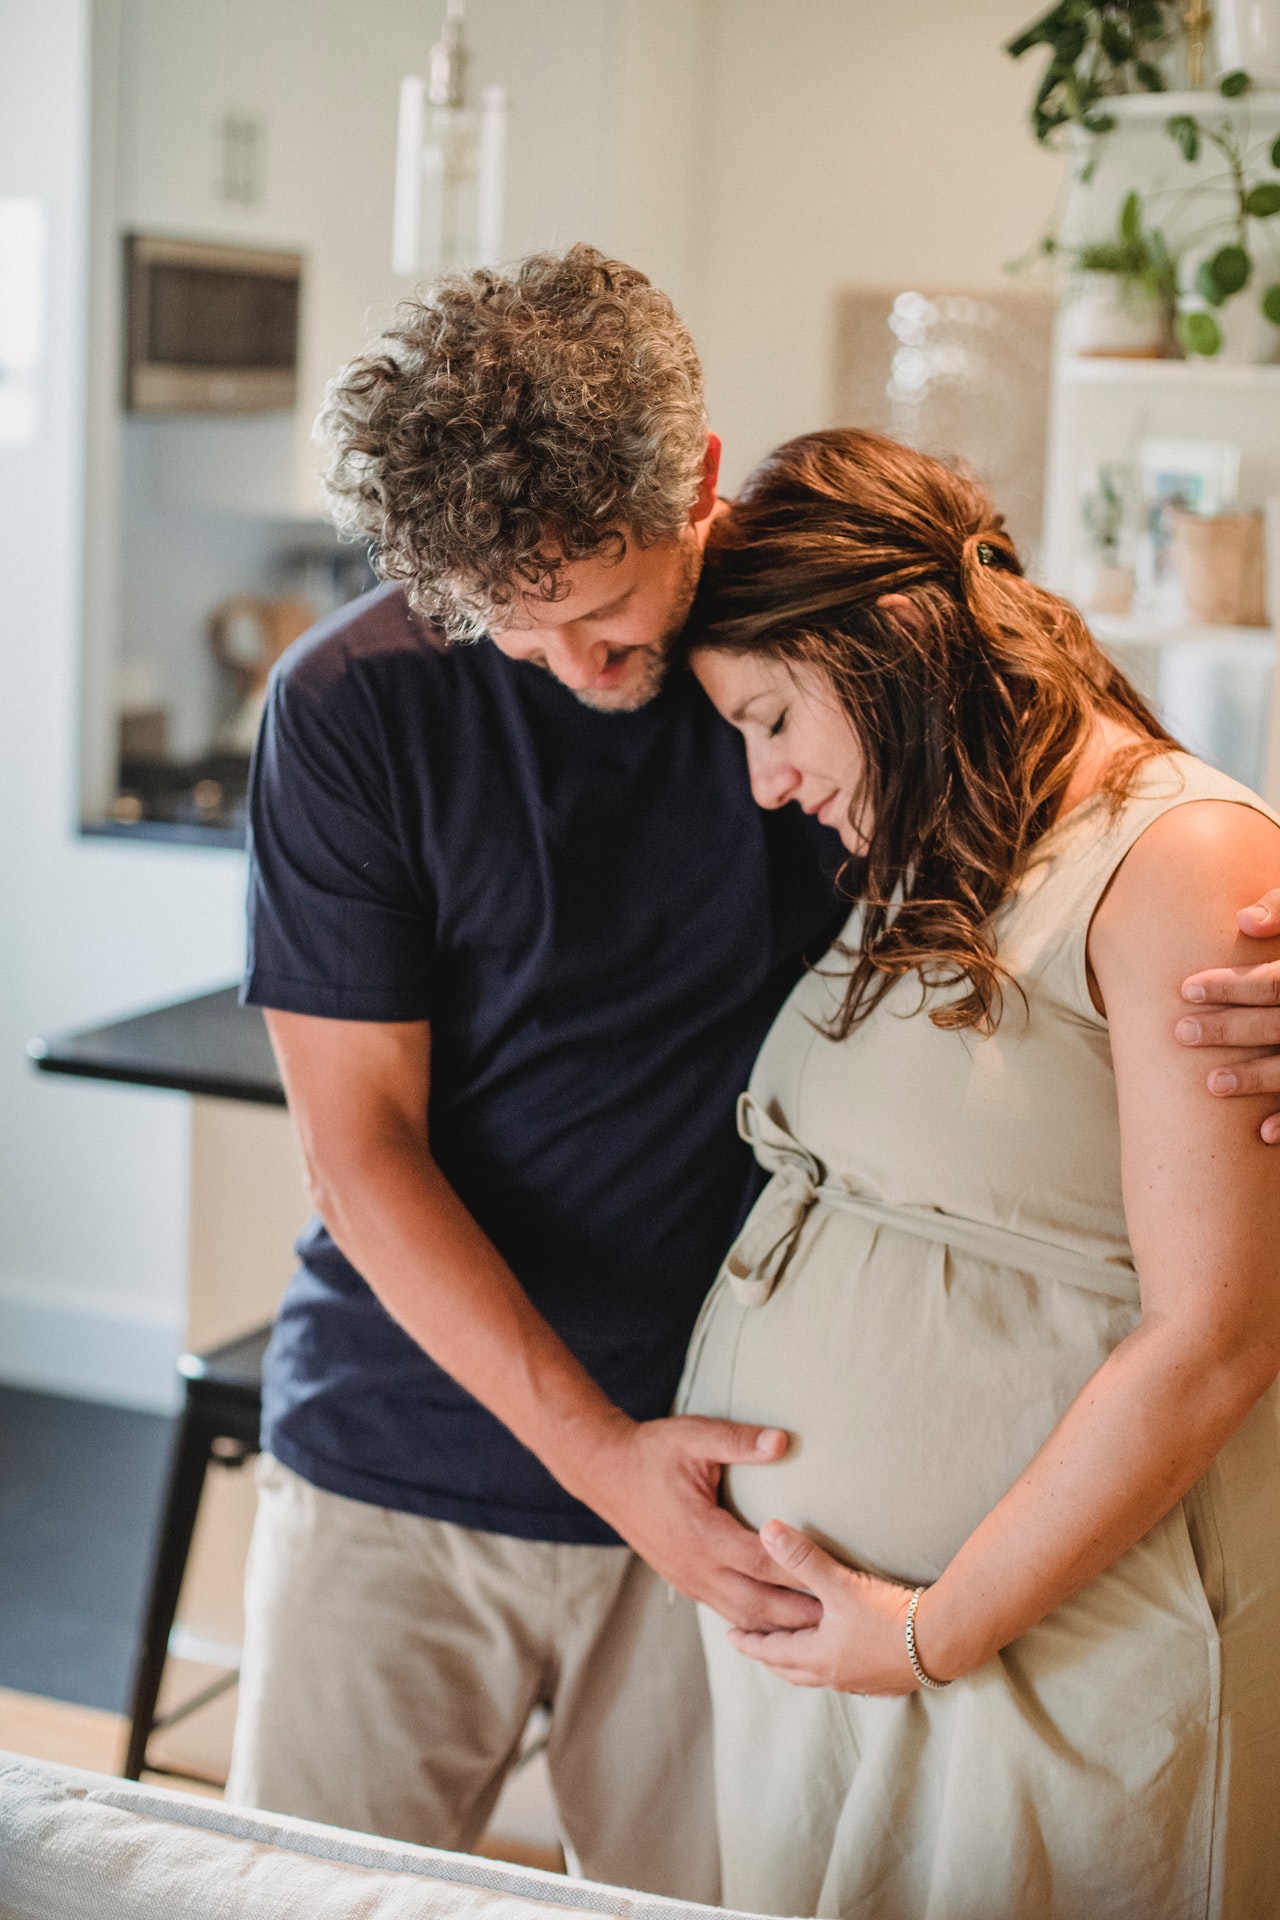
[1059,189,1177,352]
[1165,78,1280,357]
[1007,2,1176,145]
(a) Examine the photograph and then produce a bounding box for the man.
[225,245,843,1894]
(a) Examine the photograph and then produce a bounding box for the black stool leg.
[122,1396,214,1779]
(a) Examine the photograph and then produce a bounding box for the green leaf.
[1080,241,1137,273]
[1119,191,1141,241]
[1134,61,1167,92]
[1220,68,1251,96]
[1271,134,1280,168]
[1056,20,1089,65]
[1263,283,1280,324]
[1099,19,1130,63]
[1006,9,1061,58]
[1005,2,1081,62]
[1176,309,1223,355]
[1167,114,1200,162]
[1131,0,1169,32]
[1211,243,1251,293]
[1082,110,1117,133]
[1196,259,1226,305]
[1245,182,1280,217]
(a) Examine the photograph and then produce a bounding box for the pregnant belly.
[682,1207,1135,1585]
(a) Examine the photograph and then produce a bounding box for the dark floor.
[0,1385,174,1711]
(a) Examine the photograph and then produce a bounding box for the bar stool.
[123,1323,271,1781]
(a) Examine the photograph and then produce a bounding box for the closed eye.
[768,710,788,738]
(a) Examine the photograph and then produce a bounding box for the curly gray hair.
[317,245,708,640]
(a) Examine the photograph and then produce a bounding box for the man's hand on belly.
[572,1415,823,1632]
[261,1011,817,1624]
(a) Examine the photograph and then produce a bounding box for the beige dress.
[679,753,1280,1920]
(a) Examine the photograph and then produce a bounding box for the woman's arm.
[1178,882,1280,1140]
[727,798,1280,1692]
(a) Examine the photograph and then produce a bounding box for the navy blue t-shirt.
[244,583,843,1543]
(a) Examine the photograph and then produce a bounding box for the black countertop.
[28,986,284,1107]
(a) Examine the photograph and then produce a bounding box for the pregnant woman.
[680,430,1280,1919]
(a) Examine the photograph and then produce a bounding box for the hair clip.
[976,541,996,566]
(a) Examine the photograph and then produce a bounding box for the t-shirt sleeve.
[243,660,435,1022]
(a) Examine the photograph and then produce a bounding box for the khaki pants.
[226,1456,720,1903]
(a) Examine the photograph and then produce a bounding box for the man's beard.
[571,540,702,713]
[571,641,672,713]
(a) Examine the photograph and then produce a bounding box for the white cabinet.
[81,0,708,827]
[115,0,421,518]
[109,0,636,519]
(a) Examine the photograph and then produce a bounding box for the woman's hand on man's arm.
[1177,884,1280,1139]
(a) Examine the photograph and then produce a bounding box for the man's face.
[484,431,723,713]
[487,528,704,712]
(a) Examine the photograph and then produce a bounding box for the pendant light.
[392,0,507,277]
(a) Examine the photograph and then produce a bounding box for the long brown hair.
[696,429,1176,1036]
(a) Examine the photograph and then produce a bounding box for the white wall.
[687,0,1063,486]
[0,0,248,1409]
[0,0,661,1411]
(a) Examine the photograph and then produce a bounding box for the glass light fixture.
[392,0,507,277]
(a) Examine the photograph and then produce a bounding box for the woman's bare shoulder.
[1092,796,1280,998]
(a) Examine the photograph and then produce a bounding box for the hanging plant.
[1164,74,1280,354]
[1007,1,1175,145]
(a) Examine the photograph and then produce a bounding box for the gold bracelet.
[905,1585,950,1691]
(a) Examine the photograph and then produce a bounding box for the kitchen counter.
[27,987,284,1107]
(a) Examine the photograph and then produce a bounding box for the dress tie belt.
[720,1093,1140,1310]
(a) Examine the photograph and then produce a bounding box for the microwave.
[125,234,302,414]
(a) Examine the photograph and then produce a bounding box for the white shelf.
[1057,356,1280,386]
[1100,89,1280,121]
[1090,611,1274,649]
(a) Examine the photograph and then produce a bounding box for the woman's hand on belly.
[726,1520,922,1695]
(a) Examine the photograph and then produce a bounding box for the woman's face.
[692,648,870,852]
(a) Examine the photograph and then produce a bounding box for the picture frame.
[1137,437,1242,610]
[1139,437,1241,519]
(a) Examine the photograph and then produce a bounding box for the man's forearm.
[263,1012,821,1629]
[308,1125,630,1503]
